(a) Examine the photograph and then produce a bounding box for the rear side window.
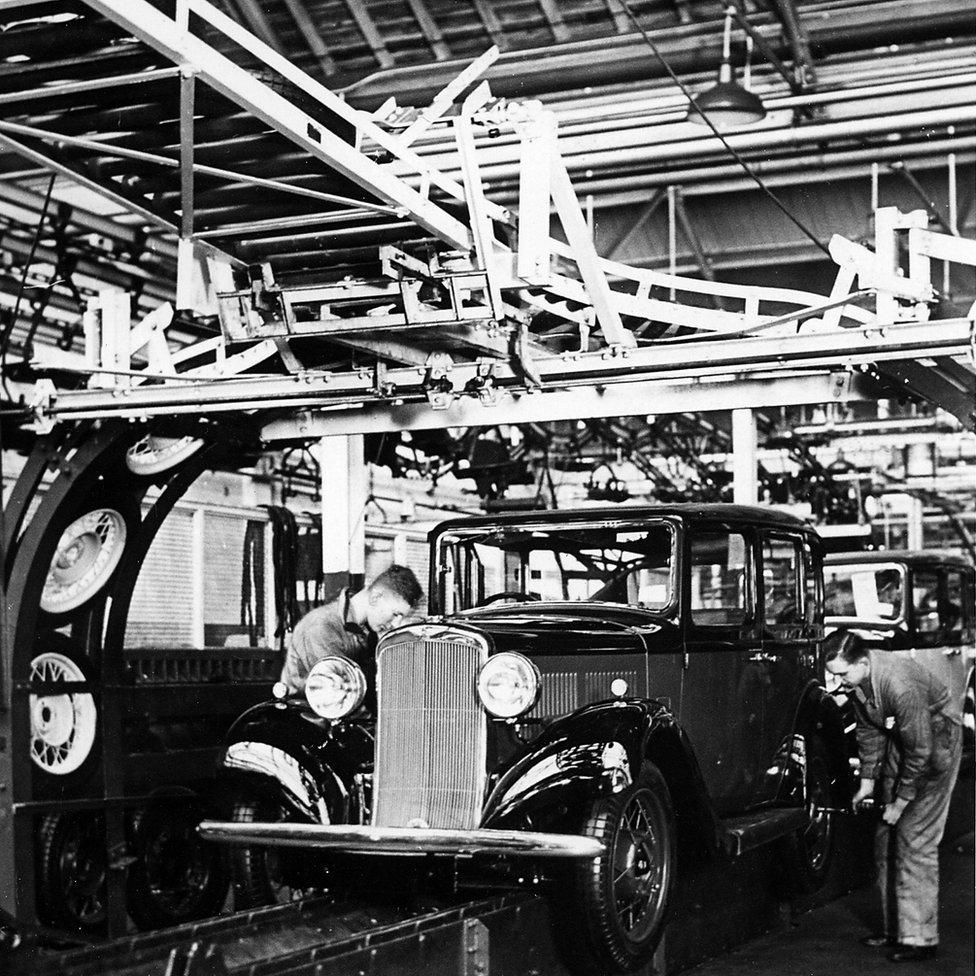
[912,569,942,634]
[945,571,966,636]
[762,535,803,626]
[690,530,749,626]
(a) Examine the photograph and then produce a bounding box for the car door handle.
[748,652,778,664]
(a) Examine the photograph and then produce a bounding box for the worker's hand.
[882,797,909,826]
[852,779,875,811]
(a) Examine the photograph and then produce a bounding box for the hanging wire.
[615,0,831,258]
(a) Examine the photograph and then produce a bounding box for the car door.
[755,531,811,804]
[680,523,763,815]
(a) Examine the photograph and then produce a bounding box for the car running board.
[720,808,808,856]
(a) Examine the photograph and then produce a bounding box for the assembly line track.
[18,892,541,976]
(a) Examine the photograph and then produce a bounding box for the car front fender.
[219,700,371,824]
[482,699,674,829]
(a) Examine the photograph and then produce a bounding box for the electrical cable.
[615,0,831,258]
[0,174,56,403]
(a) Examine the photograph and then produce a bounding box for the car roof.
[432,503,811,535]
[825,550,974,570]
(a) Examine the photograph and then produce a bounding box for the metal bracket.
[464,362,501,406]
[424,352,455,409]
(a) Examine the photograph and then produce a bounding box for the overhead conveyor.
[0,0,971,432]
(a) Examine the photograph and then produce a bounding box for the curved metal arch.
[2,422,81,573]
[5,423,145,803]
[102,438,227,655]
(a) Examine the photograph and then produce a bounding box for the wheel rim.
[58,816,106,927]
[125,435,203,475]
[30,652,97,775]
[611,789,670,944]
[41,508,127,613]
[802,760,833,872]
[142,820,212,913]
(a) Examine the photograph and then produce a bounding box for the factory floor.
[684,779,974,976]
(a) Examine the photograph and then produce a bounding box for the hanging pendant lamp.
[687,7,766,129]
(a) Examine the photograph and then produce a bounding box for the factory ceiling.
[0,0,972,489]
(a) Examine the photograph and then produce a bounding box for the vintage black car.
[203,504,851,974]
[824,550,975,738]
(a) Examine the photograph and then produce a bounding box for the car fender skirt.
[197,821,604,859]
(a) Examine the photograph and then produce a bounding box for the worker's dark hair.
[823,628,868,665]
[370,564,423,608]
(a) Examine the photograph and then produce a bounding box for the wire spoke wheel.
[801,756,833,875]
[610,791,669,943]
[29,651,97,776]
[125,435,204,476]
[37,813,107,933]
[571,763,675,973]
[127,803,229,929]
[41,508,127,614]
[230,796,325,909]
[781,737,836,893]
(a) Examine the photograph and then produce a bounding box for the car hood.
[443,603,679,655]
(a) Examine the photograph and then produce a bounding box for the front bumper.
[198,821,603,859]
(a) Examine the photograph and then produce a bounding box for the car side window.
[762,535,803,626]
[690,530,749,626]
[912,569,942,634]
[944,570,964,637]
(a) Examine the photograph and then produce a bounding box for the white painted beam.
[260,372,866,440]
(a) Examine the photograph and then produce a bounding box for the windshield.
[824,563,905,622]
[435,519,676,613]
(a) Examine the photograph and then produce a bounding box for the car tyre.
[783,736,836,893]
[36,811,106,934]
[29,637,99,787]
[229,794,325,909]
[571,762,676,974]
[126,800,230,929]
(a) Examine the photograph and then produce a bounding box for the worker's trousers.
[876,722,962,947]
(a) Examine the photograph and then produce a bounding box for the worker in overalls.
[824,629,962,963]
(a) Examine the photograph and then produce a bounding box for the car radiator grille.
[371,629,487,830]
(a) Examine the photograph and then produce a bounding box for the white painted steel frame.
[34,318,972,424]
[83,0,475,251]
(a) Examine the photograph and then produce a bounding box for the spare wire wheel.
[125,435,203,476]
[30,651,97,776]
[41,508,127,614]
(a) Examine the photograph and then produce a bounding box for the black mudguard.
[218,700,373,824]
[482,699,721,853]
[791,681,857,804]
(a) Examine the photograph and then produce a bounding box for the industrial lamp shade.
[687,7,766,130]
[686,77,766,129]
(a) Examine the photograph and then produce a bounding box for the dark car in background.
[824,550,975,740]
[205,505,851,974]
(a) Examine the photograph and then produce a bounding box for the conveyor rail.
[13,892,565,976]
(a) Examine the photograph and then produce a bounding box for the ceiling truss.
[0,0,973,446]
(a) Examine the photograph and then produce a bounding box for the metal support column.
[732,408,758,505]
[319,436,351,597]
[347,435,366,593]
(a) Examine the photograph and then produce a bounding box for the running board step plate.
[720,808,808,856]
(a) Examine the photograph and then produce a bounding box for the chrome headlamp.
[477,652,540,719]
[305,657,366,720]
